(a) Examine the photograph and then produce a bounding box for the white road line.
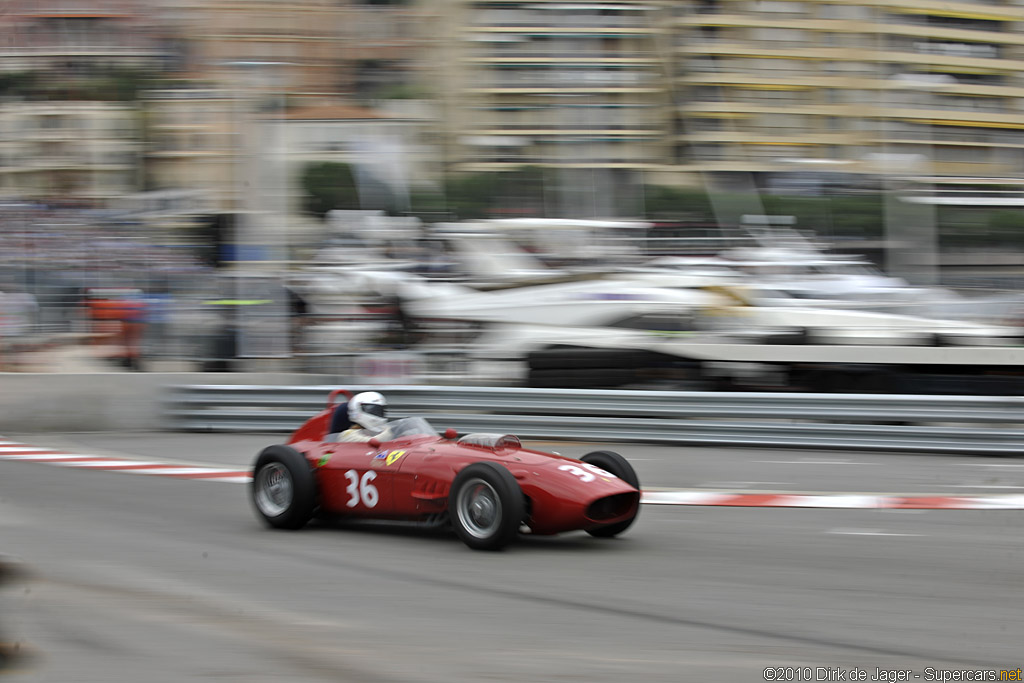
[778,495,881,509]
[4,435,1024,510]
[701,481,796,488]
[0,453,95,460]
[642,491,738,506]
[125,467,244,476]
[957,463,1024,468]
[879,509,927,514]
[48,460,164,468]
[958,495,1024,509]
[826,528,924,537]
[944,484,1024,489]
[756,460,868,465]
[217,476,253,484]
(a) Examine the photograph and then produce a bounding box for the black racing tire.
[449,462,525,551]
[580,450,640,538]
[250,445,317,530]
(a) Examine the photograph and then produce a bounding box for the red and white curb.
[0,441,250,483]
[642,490,1024,510]
[4,438,1024,509]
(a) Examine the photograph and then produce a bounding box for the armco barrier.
[0,372,334,433]
[165,385,1024,454]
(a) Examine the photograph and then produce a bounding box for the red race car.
[249,389,641,550]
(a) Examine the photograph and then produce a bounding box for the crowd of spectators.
[0,201,217,369]
[0,202,211,278]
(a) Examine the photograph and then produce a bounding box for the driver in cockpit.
[336,391,389,443]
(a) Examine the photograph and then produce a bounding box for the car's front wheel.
[250,445,317,530]
[580,450,640,538]
[449,462,525,551]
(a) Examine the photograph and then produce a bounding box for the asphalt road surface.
[2,432,1023,682]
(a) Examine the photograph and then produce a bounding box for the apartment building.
[0,102,140,202]
[160,0,341,101]
[426,0,1024,197]
[427,0,674,213]
[0,0,166,204]
[142,88,235,211]
[674,0,1024,188]
[12,1,1024,211]
[141,0,430,222]
[0,0,167,74]
[338,0,429,102]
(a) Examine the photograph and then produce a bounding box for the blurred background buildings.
[0,0,1019,214]
[3,1,1024,376]
[1,0,1023,220]
[675,0,1024,188]
[429,0,668,216]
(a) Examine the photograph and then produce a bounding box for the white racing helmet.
[348,391,388,433]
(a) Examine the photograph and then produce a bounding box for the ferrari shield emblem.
[373,450,406,466]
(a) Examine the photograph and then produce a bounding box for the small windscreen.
[381,417,438,440]
[458,433,522,450]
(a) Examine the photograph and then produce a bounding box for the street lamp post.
[222,60,292,363]
[877,74,950,287]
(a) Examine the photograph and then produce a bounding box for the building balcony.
[12,130,94,142]
[681,158,833,173]
[146,150,226,159]
[464,124,662,134]
[873,134,1023,147]
[468,25,659,36]
[853,22,1017,46]
[470,15,653,29]
[678,26,1020,52]
[466,50,658,63]
[468,86,663,95]
[929,160,1019,176]
[0,44,166,58]
[678,130,854,145]
[875,106,1024,127]
[468,70,661,89]
[457,159,665,171]
[15,157,93,171]
[19,0,138,17]
[680,101,855,115]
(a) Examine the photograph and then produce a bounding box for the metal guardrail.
[165,385,1024,454]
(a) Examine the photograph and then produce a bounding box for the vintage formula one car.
[249,389,641,550]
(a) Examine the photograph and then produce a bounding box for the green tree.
[300,162,361,218]
[642,185,715,222]
[443,166,548,219]
[0,72,37,98]
[986,209,1024,247]
[825,194,885,240]
[444,172,501,220]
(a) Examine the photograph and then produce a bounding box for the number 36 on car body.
[558,463,616,483]
[344,469,379,508]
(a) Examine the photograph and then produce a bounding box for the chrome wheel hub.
[255,462,293,517]
[456,478,501,539]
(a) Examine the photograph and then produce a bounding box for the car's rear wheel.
[251,445,317,530]
[449,462,525,551]
[580,450,640,538]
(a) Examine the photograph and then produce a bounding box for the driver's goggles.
[362,404,386,418]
